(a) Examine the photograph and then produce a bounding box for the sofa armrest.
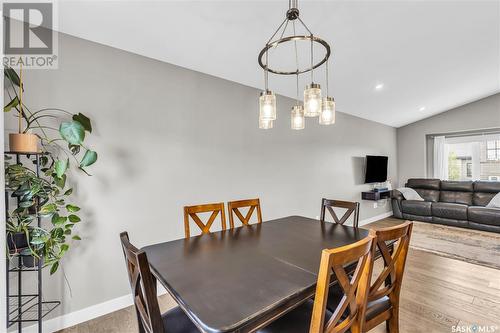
[391,190,404,218]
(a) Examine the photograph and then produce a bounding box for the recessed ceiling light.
[375,83,384,91]
[419,106,426,111]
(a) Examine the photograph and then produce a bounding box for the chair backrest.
[310,234,377,333]
[227,198,262,229]
[320,198,360,228]
[368,222,413,303]
[119,232,164,333]
[183,202,226,238]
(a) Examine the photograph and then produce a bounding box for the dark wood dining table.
[142,215,369,333]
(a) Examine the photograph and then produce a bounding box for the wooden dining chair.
[362,221,413,333]
[257,234,376,333]
[183,202,226,238]
[227,198,262,229]
[119,232,199,333]
[320,198,360,228]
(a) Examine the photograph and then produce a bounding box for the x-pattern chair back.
[228,198,262,228]
[368,222,413,303]
[310,234,377,333]
[320,199,360,228]
[119,232,163,333]
[184,202,226,238]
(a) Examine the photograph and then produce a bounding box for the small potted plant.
[5,66,39,153]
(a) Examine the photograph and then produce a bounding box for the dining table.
[142,215,370,333]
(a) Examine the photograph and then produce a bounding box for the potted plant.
[5,66,39,153]
[4,67,97,274]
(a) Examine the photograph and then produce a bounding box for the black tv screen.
[365,155,388,183]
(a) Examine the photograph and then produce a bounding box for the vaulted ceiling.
[52,1,500,127]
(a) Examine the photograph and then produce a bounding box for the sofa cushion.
[441,181,473,192]
[440,191,473,205]
[439,181,473,205]
[473,181,500,206]
[402,213,433,223]
[473,192,497,207]
[406,179,440,202]
[432,216,469,228]
[406,179,440,190]
[468,206,500,227]
[402,200,432,216]
[432,202,468,220]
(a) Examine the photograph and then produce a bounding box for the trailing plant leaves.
[54,174,66,189]
[64,188,73,196]
[4,96,19,112]
[72,235,81,241]
[68,214,81,223]
[59,121,85,145]
[4,67,20,87]
[72,113,92,133]
[55,159,68,179]
[50,262,59,275]
[19,200,34,208]
[80,150,97,168]
[66,204,80,212]
[68,144,80,155]
[40,203,57,216]
[51,214,67,226]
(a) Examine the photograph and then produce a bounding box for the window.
[486,140,500,161]
[432,132,500,181]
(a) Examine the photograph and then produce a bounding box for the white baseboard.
[359,211,393,226]
[22,212,393,333]
[22,285,168,333]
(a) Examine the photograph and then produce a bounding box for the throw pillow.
[396,187,424,201]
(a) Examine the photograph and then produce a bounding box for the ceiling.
[51,1,500,126]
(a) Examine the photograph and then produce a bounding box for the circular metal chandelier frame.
[258,35,331,75]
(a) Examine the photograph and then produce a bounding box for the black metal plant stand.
[5,152,60,333]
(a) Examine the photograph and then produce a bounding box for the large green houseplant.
[4,67,97,274]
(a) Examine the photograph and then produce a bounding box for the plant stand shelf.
[5,152,61,333]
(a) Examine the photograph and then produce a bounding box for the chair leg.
[387,305,399,333]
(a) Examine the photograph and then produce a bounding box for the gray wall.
[4,32,397,319]
[397,93,500,185]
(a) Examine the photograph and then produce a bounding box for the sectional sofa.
[392,178,500,233]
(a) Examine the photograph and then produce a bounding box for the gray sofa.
[392,178,500,233]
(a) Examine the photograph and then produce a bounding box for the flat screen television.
[364,155,388,183]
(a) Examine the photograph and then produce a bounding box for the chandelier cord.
[293,21,300,105]
[326,60,329,96]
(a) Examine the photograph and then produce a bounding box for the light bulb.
[291,105,305,130]
[259,90,276,121]
[304,83,322,117]
[319,97,335,125]
[259,117,273,129]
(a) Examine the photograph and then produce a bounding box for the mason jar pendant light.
[259,45,276,122]
[258,0,334,130]
[259,91,276,121]
[259,117,274,129]
[319,61,336,125]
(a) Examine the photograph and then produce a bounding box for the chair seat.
[162,306,199,333]
[327,285,391,322]
[257,299,333,333]
[365,296,391,321]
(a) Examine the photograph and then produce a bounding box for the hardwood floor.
[57,218,500,333]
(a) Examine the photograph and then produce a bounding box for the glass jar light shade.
[291,105,305,130]
[319,97,336,125]
[259,117,273,129]
[304,83,322,117]
[259,90,277,121]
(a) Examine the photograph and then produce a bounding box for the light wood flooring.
[57,218,500,333]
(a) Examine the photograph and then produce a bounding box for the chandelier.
[258,0,335,130]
